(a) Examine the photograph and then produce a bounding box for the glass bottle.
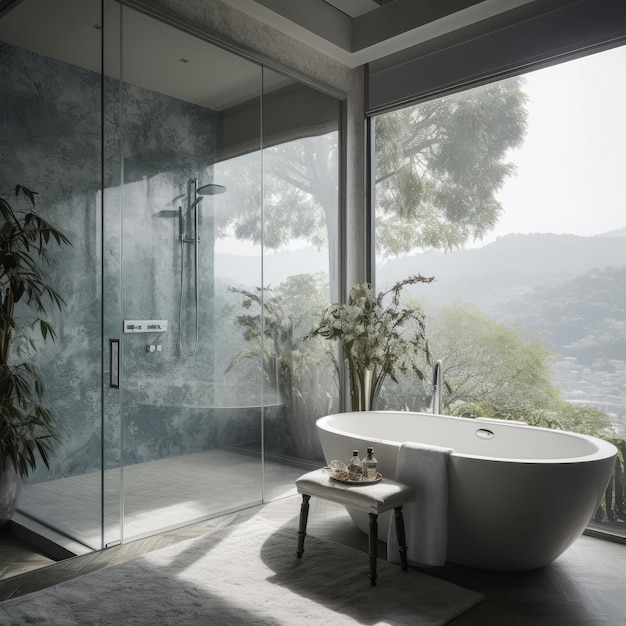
[347,450,362,479]
[362,447,378,480]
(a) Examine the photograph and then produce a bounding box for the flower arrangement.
[309,275,434,411]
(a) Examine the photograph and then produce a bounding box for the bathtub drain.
[475,428,494,440]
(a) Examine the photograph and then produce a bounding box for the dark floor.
[2,495,626,624]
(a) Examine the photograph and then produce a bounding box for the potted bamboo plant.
[0,185,70,527]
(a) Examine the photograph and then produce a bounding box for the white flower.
[308,275,434,405]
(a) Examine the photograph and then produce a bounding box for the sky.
[483,44,626,246]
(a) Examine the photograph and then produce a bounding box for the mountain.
[214,231,626,316]
[376,233,626,313]
[598,227,626,238]
[215,234,626,302]
[215,248,328,288]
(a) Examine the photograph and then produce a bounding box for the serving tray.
[323,467,382,484]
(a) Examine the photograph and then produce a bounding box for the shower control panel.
[123,320,168,334]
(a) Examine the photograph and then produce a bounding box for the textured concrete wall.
[0,40,219,478]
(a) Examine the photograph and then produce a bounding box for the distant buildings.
[552,355,626,436]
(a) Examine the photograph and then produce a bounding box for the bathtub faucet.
[431,359,443,414]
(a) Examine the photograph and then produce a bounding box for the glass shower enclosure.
[0,0,341,552]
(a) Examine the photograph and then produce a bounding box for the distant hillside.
[215,248,328,288]
[375,233,626,366]
[377,233,626,313]
[496,266,626,363]
[598,227,626,237]
[214,232,626,315]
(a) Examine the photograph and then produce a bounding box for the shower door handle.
[109,339,120,389]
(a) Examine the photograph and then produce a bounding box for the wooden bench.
[294,468,416,586]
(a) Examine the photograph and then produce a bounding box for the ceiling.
[0,0,570,108]
[322,0,394,19]
[220,0,536,67]
[0,0,291,110]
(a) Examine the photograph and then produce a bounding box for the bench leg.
[296,494,310,558]
[368,512,378,586]
[394,505,409,571]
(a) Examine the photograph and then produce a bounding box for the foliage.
[0,185,70,478]
[375,368,430,412]
[601,439,625,523]
[449,399,615,433]
[424,301,618,435]
[541,402,618,439]
[219,79,527,259]
[422,302,558,414]
[226,284,294,397]
[222,135,338,251]
[226,274,338,458]
[309,275,434,410]
[374,77,528,254]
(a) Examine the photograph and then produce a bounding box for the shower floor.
[17,449,307,552]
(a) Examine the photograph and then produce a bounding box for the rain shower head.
[197,183,226,196]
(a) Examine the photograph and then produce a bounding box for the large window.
[373,44,626,536]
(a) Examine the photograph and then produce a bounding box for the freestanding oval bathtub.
[316,411,617,571]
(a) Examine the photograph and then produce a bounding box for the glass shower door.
[2,0,341,552]
[109,3,265,543]
[0,0,107,551]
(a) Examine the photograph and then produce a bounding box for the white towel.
[387,441,453,567]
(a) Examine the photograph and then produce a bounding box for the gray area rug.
[0,518,483,625]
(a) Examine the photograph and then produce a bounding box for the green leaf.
[1,185,68,478]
